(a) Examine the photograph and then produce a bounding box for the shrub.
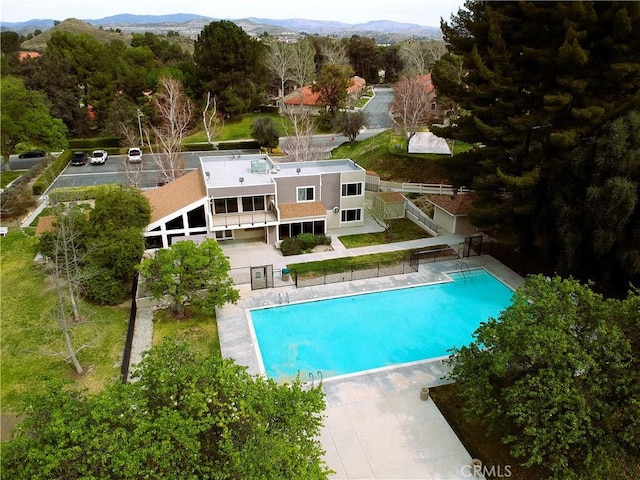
[316,234,332,246]
[280,237,302,256]
[48,185,120,203]
[32,151,71,195]
[68,137,121,149]
[297,233,318,250]
[82,268,127,305]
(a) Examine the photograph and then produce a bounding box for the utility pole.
[137,109,144,146]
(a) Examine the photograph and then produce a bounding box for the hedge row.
[32,151,72,196]
[68,137,121,149]
[182,140,261,152]
[48,184,121,203]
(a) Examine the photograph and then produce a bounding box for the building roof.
[416,73,435,95]
[284,76,366,106]
[283,86,323,106]
[279,202,326,219]
[427,193,476,216]
[348,76,366,94]
[143,169,207,223]
[377,191,406,203]
[35,215,55,235]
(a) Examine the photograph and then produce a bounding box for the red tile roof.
[283,86,323,106]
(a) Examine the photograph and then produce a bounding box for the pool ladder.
[277,293,291,304]
[308,370,323,388]
[455,261,471,280]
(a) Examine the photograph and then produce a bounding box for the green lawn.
[0,230,129,410]
[287,250,410,277]
[333,130,474,184]
[0,170,24,189]
[184,112,293,144]
[338,218,431,248]
[152,307,221,357]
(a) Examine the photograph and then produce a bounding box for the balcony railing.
[212,211,278,228]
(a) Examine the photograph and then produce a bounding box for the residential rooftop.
[200,154,363,188]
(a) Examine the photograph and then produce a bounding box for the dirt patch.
[311,245,333,253]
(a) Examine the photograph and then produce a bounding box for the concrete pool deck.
[216,254,524,479]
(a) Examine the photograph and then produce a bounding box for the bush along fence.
[32,150,72,196]
[120,272,138,383]
[290,245,461,288]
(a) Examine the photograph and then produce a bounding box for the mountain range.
[1,13,442,42]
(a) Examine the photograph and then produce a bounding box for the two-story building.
[142,153,366,249]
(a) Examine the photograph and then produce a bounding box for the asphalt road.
[362,85,394,129]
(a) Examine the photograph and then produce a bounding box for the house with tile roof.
[283,76,367,116]
[142,153,366,249]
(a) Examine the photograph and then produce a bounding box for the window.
[213,198,238,214]
[341,209,362,222]
[214,230,233,240]
[187,206,206,228]
[341,183,363,197]
[165,215,184,230]
[297,186,314,202]
[144,235,163,249]
[242,195,265,212]
[278,220,325,240]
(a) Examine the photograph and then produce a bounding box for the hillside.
[19,18,195,54]
[20,18,133,52]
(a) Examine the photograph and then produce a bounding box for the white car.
[90,149,108,165]
[127,147,142,163]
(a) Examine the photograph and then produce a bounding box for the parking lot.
[45,151,240,191]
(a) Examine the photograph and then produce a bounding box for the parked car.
[127,147,143,163]
[71,151,88,166]
[90,149,108,165]
[18,150,46,159]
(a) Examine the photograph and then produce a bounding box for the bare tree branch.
[148,77,194,184]
[202,91,224,148]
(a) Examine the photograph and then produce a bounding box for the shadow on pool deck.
[216,256,522,479]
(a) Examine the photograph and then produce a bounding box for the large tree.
[1,338,332,479]
[138,238,239,319]
[311,63,354,117]
[346,35,380,83]
[0,76,67,160]
[448,275,640,480]
[545,110,640,290]
[390,75,436,150]
[434,1,640,255]
[193,20,268,114]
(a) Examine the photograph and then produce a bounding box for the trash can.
[282,268,290,282]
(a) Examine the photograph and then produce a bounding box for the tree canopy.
[0,75,68,158]
[447,275,640,479]
[434,1,640,269]
[1,338,332,479]
[138,238,239,318]
[193,21,268,114]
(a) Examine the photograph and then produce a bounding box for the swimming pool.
[249,269,514,381]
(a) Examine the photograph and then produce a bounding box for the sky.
[0,0,464,27]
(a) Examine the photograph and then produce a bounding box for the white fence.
[379,180,472,195]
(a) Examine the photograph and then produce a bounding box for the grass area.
[430,383,550,480]
[338,218,431,248]
[0,230,129,410]
[287,250,411,277]
[333,130,474,184]
[1,170,25,189]
[152,307,221,357]
[184,112,293,144]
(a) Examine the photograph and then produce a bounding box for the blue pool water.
[249,269,513,381]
